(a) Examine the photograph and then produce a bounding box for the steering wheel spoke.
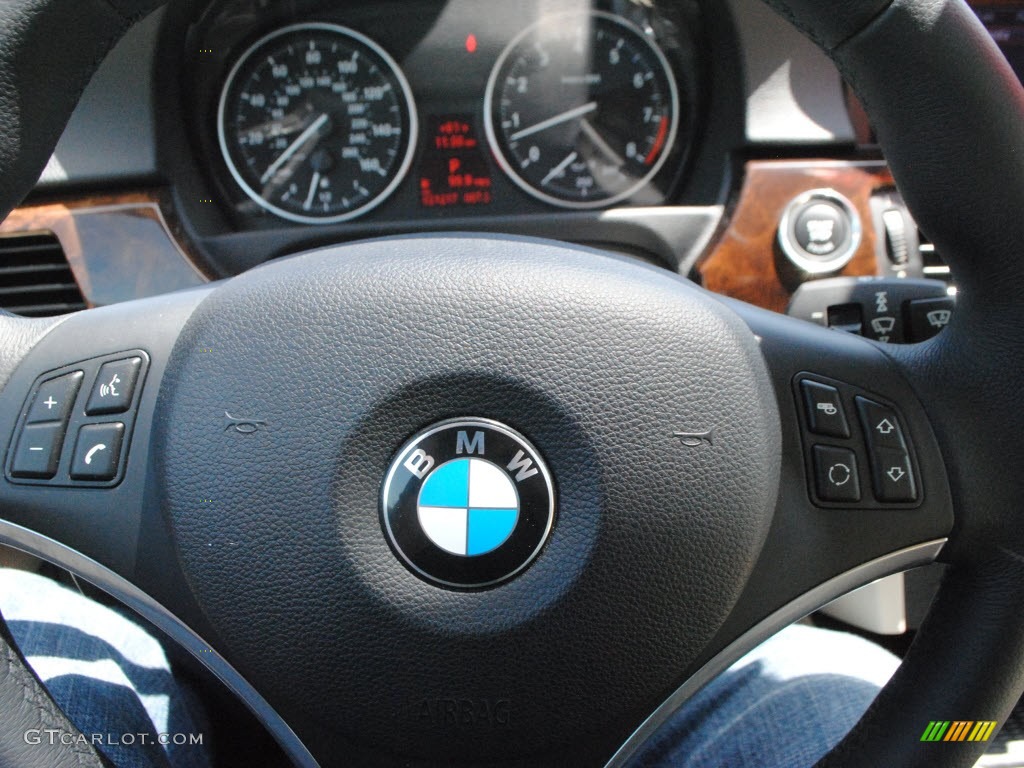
[718,300,956,631]
[606,297,956,766]
[727,297,954,583]
[0,288,324,766]
[0,288,211,605]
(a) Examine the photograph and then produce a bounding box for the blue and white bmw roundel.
[381,418,555,588]
[417,458,520,556]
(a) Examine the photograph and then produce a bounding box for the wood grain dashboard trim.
[0,191,208,309]
[2,163,899,316]
[697,159,894,313]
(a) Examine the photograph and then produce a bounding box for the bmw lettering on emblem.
[381,418,555,588]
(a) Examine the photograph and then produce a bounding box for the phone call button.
[70,423,124,481]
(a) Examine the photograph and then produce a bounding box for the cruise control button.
[26,371,83,424]
[856,397,906,450]
[10,423,65,478]
[70,423,124,481]
[86,358,141,415]
[870,447,917,502]
[801,380,850,438]
[812,445,861,502]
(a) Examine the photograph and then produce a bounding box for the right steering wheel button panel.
[795,375,920,507]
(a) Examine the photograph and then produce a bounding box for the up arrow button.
[856,397,906,451]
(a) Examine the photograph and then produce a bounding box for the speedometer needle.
[509,102,597,142]
[541,151,578,187]
[303,171,322,211]
[260,112,329,185]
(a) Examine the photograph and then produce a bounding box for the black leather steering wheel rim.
[0,2,1023,767]
[773,2,1024,765]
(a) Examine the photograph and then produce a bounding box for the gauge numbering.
[217,23,418,224]
[484,12,680,209]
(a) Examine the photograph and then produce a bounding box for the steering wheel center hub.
[154,236,781,761]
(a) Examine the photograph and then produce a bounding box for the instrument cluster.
[184,0,704,230]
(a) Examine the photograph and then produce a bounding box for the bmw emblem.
[381,418,555,588]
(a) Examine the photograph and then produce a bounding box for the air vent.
[0,231,86,317]
[917,232,952,283]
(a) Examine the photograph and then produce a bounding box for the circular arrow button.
[812,445,862,502]
[828,463,852,486]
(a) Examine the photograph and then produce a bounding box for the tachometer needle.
[580,118,625,167]
[303,171,322,211]
[260,112,329,185]
[541,151,578,187]
[509,102,597,142]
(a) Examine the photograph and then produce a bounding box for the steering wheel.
[1,0,1022,766]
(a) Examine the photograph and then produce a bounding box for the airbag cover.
[154,236,780,762]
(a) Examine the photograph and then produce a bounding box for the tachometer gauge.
[217,23,417,224]
[484,12,679,209]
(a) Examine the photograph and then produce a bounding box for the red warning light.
[465,33,477,54]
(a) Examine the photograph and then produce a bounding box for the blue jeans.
[0,567,899,767]
[626,623,900,767]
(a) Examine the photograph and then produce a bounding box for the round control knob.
[778,189,862,274]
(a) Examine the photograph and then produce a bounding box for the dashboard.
[3,0,1020,315]
[164,0,728,276]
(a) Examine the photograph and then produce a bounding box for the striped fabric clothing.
[0,568,210,768]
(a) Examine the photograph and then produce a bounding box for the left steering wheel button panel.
[10,423,65,478]
[6,350,149,486]
[25,371,82,424]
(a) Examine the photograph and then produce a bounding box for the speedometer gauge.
[484,12,679,209]
[217,23,417,224]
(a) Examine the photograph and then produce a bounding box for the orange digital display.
[419,115,493,208]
